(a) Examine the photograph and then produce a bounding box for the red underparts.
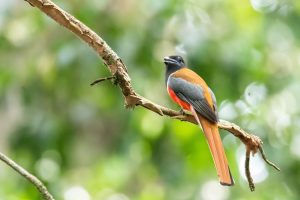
[167,87,191,111]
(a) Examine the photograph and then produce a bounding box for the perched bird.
[163,55,234,186]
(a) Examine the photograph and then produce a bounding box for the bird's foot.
[179,108,189,116]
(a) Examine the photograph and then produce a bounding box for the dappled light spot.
[266,22,295,74]
[219,101,237,121]
[250,0,278,13]
[268,51,294,74]
[64,186,91,200]
[163,10,209,52]
[141,112,164,139]
[267,22,294,51]
[265,88,297,138]
[244,82,267,108]
[236,145,268,183]
[235,100,252,116]
[175,44,187,55]
[290,134,300,159]
[278,4,292,16]
[199,180,229,200]
[4,18,36,47]
[35,157,60,182]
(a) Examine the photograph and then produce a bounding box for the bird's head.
[163,55,185,69]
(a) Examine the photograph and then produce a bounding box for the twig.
[0,152,55,200]
[245,148,255,191]
[90,76,115,86]
[259,146,281,171]
[23,0,280,191]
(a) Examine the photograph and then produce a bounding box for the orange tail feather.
[190,107,234,186]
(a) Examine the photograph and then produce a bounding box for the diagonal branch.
[0,152,55,200]
[21,0,280,191]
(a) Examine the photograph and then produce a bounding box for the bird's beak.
[164,56,177,65]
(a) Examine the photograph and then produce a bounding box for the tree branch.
[0,152,55,200]
[22,0,280,191]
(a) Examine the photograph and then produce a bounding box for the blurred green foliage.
[1,0,300,199]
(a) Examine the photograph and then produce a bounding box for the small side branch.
[0,152,55,200]
[245,148,255,191]
[90,76,116,86]
[259,146,281,171]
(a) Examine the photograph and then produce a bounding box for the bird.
[163,55,234,186]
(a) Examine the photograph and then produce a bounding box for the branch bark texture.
[19,0,280,192]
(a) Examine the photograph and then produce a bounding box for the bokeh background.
[1,0,300,199]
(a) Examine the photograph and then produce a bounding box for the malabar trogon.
[163,55,234,186]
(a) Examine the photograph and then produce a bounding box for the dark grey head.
[164,55,185,68]
[164,55,186,84]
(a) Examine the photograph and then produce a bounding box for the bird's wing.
[168,76,218,123]
[208,87,219,120]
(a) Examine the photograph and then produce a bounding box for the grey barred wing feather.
[208,87,219,120]
[168,76,218,123]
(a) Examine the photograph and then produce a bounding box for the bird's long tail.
[190,107,234,186]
